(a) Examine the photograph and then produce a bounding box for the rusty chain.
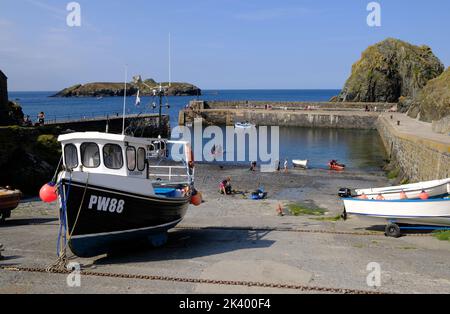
[0,265,385,295]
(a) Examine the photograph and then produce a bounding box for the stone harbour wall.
[376,116,450,181]
[180,109,381,129]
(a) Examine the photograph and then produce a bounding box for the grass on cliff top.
[288,203,326,216]
[433,231,450,242]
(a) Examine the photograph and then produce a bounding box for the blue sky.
[1,0,449,91]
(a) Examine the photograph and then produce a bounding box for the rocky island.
[52,78,201,97]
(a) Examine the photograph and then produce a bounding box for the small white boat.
[355,178,450,200]
[343,197,450,228]
[292,160,308,168]
[235,122,255,129]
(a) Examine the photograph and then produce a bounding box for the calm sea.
[9,90,340,127]
[9,90,387,170]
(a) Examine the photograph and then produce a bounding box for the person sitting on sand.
[250,161,257,172]
[220,177,232,195]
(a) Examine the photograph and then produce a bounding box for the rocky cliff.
[334,38,444,103]
[53,79,201,97]
[0,101,24,126]
[407,67,450,131]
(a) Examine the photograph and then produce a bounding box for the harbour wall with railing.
[46,113,170,137]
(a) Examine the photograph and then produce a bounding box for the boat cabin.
[58,132,192,185]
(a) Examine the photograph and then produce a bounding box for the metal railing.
[148,165,193,182]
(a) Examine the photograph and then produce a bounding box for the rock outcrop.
[334,38,444,103]
[0,101,24,126]
[407,67,450,129]
[53,79,201,97]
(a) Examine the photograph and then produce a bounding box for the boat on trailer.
[354,178,450,200]
[342,197,450,237]
[293,160,308,169]
[57,132,194,257]
[0,187,22,223]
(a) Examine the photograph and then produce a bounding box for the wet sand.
[1,164,449,294]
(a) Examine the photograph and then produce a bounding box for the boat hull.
[61,180,189,257]
[343,198,450,226]
[293,160,308,168]
[355,178,450,200]
[0,189,21,214]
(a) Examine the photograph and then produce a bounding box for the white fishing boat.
[354,178,450,200]
[235,122,255,129]
[292,160,308,168]
[342,197,450,237]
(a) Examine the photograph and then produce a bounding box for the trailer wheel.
[385,223,401,238]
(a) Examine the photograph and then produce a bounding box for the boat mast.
[169,32,172,87]
[122,65,128,135]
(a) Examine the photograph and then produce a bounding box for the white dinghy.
[342,197,450,237]
[292,160,308,169]
[235,122,255,129]
[355,178,450,200]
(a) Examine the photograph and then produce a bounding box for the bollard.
[397,121,401,126]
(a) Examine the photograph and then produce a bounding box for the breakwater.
[179,108,381,129]
[376,113,450,181]
[47,113,169,137]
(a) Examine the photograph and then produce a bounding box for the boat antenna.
[122,65,128,135]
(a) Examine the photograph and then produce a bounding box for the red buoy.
[40,183,58,203]
[191,192,202,206]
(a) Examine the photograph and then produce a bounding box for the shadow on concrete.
[0,255,22,262]
[0,218,58,228]
[93,228,275,266]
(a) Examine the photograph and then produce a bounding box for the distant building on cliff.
[0,70,8,107]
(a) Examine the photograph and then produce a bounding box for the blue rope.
[57,175,72,257]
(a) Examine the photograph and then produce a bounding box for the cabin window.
[137,148,146,171]
[81,143,100,168]
[126,147,136,171]
[103,144,123,170]
[64,144,78,169]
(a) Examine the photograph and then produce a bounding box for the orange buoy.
[191,192,202,206]
[419,190,429,200]
[399,191,408,200]
[39,183,58,203]
[358,193,368,200]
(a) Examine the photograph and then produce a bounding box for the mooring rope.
[47,172,89,273]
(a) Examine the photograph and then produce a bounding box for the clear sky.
[1,0,449,91]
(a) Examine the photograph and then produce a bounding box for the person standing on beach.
[276,160,281,172]
[284,159,289,173]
